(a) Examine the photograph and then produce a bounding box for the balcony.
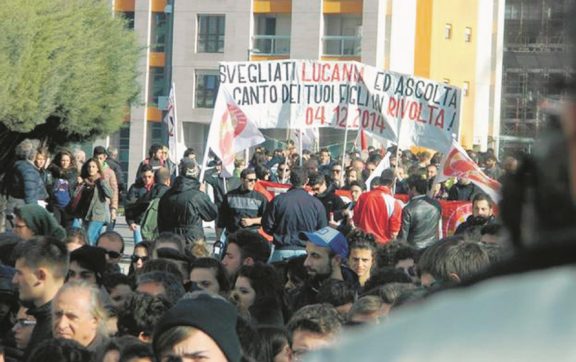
[252,35,290,57]
[322,35,361,57]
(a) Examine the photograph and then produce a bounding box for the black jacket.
[455,214,497,239]
[286,266,359,315]
[158,176,217,242]
[398,195,442,249]
[125,180,152,225]
[22,301,53,360]
[447,182,480,201]
[316,184,346,221]
[262,188,327,248]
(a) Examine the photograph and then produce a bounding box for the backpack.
[52,178,71,208]
[140,197,160,241]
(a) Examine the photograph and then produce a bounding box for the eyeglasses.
[131,255,149,263]
[278,168,289,172]
[245,178,257,182]
[14,319,36,328]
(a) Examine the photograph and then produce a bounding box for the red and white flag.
[206,88,265,176]
[436,140,502,202]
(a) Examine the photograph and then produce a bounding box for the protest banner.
[216,60,461,152]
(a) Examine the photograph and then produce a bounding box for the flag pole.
[299,129,303,167]
[172,81,181,163]
[340,119,350,185]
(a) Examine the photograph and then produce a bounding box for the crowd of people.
[0,136,520,362]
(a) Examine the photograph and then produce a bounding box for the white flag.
[164,83,185,162]
[366,152,391,191]
[206,88,265,176]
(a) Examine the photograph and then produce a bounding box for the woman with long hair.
[47,149,79,228]
[72,158,112,244]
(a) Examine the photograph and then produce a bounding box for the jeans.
[133,226,143,243]
[86,221,105,245]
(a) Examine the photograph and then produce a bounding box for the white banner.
[217,60,461,152]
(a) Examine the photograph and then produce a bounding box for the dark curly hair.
[117,293,173,338]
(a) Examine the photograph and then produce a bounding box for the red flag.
[356,129,368,151]
[436,140,502,202]
[206,88,265,175]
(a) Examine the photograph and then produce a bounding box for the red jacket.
[353,186,402,244]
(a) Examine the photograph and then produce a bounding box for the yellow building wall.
[414,0,433,78]
[427,0,478,149]
[253,0,292,13]
[323,0,363,14]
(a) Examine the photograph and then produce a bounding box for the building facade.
[115,0,509,182]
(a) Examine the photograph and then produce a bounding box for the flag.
[365,151,391,191]
[206,88,265,176]
[356,129,368,151]
[164,83,185,163]
[293,128,319,152]
[435,140,502,202]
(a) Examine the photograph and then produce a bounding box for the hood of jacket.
[171,176,201,193]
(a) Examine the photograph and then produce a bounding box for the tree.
[0,0,140,175]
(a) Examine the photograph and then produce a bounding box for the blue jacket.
[7,160,47,204]
[262,188,327,248]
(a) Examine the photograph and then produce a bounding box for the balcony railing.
[322,35,361,56]
[252,35,291,56]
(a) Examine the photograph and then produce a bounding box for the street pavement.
[114,215,217,273]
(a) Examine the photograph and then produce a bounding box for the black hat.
[93,146,108,157]
[154,293,241,362]
[70,245,107,277]
[179,158,199,179]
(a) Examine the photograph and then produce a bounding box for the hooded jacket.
[158,176,218,242]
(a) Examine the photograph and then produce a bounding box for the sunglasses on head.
[131,255,149,263]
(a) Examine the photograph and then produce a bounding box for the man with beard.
[454,193,496,239]
[286,227,358,313]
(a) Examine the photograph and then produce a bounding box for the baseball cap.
[299,227,349,259]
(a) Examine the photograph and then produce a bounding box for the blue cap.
[299,227,349,259]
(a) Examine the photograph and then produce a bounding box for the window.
[195,71,220,108]
[197,15,225,53]
[464,27,472,42]
[323,15,362,56]
[444,23,452,39]
[149,68,166,105]
[151,13,168,52]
